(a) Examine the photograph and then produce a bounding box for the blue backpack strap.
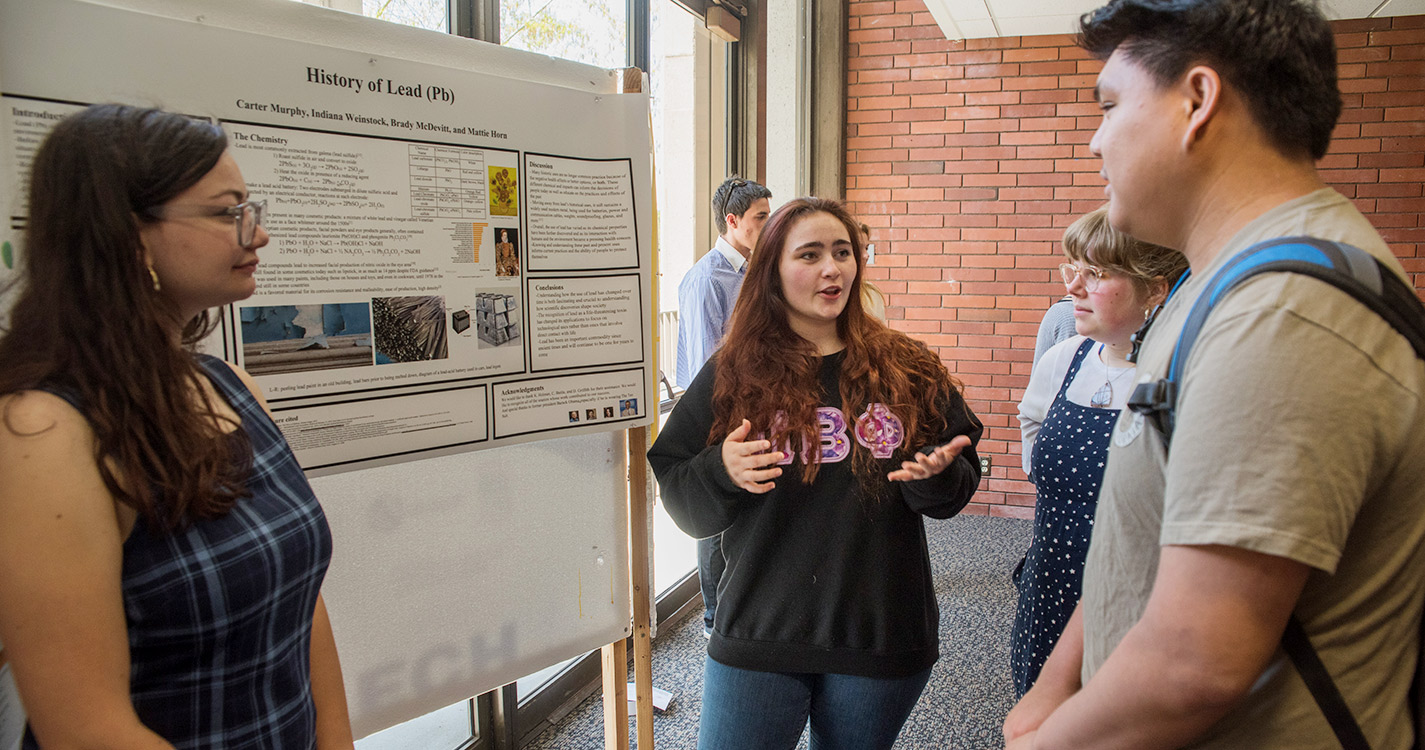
[1128,237,1425,447]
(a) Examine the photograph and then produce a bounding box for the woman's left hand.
[887,435,972,482]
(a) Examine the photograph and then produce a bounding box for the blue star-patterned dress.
[1010,339,1118,696]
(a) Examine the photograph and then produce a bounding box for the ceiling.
[923,0,1425,40]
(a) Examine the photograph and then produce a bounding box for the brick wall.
[843,5,1425,518]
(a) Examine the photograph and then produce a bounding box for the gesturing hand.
[721,419,785,493]
[887,434,972,482]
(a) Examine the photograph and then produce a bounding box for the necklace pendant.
[1090,380,1113,408]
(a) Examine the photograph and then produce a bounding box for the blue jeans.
[698,657,932,750]
[697,534,725,632]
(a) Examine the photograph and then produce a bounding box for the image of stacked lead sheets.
[476,293,521,346]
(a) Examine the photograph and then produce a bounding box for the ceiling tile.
[943,0,994,21]
[989,0,1097,17]
[994,14,1084,37]
[956,17,1001,38]
[1321,0,1389,18]
[1378,0,1425,15]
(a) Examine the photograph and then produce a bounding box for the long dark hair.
[710,197,959,487]
[0,104,252,531]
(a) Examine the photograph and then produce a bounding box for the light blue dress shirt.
[675,236,747,389]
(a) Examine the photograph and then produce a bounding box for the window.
[364,0,451,32]
[501,0,626,69]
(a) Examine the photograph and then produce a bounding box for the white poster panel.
[0,0,654,477]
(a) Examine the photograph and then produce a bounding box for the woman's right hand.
[721,419,784,493]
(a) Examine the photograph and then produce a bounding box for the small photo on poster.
[240,303,374,376]
[495,227,520,277]
[474,290,522,350]
[619,398,639,417]
[489,166,518,216]
[373,296,449,364]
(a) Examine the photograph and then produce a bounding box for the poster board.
[0,0,647,738]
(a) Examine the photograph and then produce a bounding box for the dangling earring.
[1144,307,1152,322]
[147,264,161,291]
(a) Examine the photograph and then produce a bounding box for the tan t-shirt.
[1083,189,1425,748]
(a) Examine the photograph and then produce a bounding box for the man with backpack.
[1003,1,1425,748]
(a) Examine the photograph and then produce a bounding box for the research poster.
[0,0,654,474]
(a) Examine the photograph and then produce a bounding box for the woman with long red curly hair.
[649,197,983,749]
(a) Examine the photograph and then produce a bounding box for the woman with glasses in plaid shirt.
[0,105,352,749]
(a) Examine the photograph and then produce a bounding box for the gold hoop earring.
[147,264,161,292]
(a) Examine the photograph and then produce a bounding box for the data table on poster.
[409,144,487,219]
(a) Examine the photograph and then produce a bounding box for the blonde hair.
[1063,205,1187,294]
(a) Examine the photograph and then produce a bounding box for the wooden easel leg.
[601,639,630,749]
[629,425,655,748]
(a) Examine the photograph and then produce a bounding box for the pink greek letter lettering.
[854,403,905,459]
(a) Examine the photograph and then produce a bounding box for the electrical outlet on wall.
[979,455,991,476]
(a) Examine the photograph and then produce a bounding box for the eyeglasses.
[145,199,267,249]
[1058,262,1108,292]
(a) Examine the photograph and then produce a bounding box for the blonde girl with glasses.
[1009,205,1186,697]
[0,105,352,749]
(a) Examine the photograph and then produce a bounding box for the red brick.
[1022,89,1078,104]
[1002,131,1057,146]
[911,93,970,107]
[945,78,1006,93]
[910,37,959,54]
[1360,152,1425,169]
[1362,122,1425,137]
[896,24,950,41]
[910,65,966,81]
[1341,77,1390,94]
[848,109,894,123]
[894,52,950,68]
[1364,91,1425,108]
[849,55,897,71]
[1385,106,1425,122]
[857,94,912,110]
[910,119,969,134]
[892,160,947,174]
[1340,46,1391,64]
[849,27,896,44]
[945,49,1004,65]
[966,91,1022,106]
[893,106,951,121]
[855,67,913,84]
[1371,28,1425,46]
[1002,75,1060,91]
[964,118,1023,133]
[895,80,951,95]
[1022,61,1079,76]
[1003,48,1060,63]
[856,121,911,137]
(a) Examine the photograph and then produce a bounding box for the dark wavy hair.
[712,176,772,235]
[1079,0,1340,161]
[0,104,252,531]
[710,197,960,488]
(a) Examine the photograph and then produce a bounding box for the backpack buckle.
[1128,379,1177,439]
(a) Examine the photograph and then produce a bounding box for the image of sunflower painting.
[489,166,518,216]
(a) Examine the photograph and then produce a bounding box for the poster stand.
[599,67,656,750]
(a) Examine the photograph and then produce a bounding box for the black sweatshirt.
[647,349,983,678]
